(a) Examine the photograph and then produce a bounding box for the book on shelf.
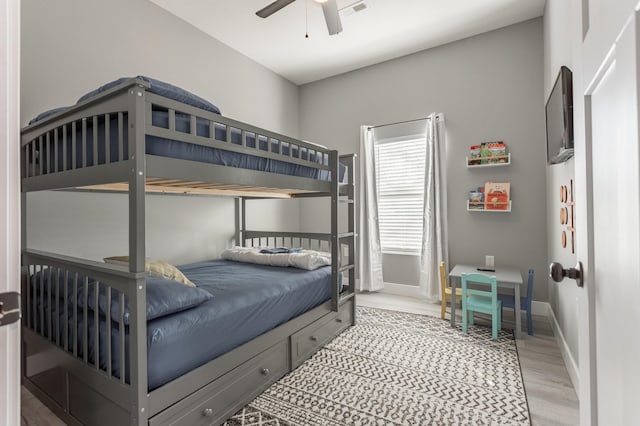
[467,141,508,165]
[468,145,482,165]
[468,188,485,210]
[468,201,485,210]
[484,182,510,210]
[485,141,508,163]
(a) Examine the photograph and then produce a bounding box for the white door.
[582,10,640,425]
[0,0,21,425]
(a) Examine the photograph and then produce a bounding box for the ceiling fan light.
[315,0,329,3]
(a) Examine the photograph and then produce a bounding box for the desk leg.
[514,285,521,339]
[450,278,456,327]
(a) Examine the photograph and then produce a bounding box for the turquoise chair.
[498,269,535,335]
[461,273,502,340]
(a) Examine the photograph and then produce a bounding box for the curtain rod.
[367,114,443,130]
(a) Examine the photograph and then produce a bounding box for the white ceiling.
[150,0,545,85]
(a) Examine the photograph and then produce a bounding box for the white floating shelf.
[467,200,512,212]
[466,153,511,168]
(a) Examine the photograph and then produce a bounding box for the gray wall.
[21,2,550,302]
[543,0,581,370]
[21,0,302,264]
[299,19,549,302]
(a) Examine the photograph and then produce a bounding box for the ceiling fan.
[256,0,343,35]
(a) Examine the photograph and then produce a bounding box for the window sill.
[381,251,421,257]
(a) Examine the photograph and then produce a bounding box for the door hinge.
[0,292,21,327]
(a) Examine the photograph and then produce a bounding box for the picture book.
[485,141,508,163]
[468,145,482,165]
[484,182,510,210]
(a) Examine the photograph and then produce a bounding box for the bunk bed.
[20,77,357,426]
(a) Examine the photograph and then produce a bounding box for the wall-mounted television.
[546,66,574,164]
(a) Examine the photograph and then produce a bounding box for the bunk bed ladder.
[338,154,357,314]
[330,151,340,312]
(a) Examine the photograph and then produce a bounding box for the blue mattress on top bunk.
[31,259,335,391]
[29,75,341,181]
[32,111,337,181]
[147,111,337,181]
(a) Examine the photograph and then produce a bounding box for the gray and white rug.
[225,306,530,425]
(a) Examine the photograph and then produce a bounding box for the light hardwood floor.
[22,292,579,425]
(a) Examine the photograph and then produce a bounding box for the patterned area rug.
[224,306,530,425]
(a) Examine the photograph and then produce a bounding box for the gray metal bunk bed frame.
[20,78,356,426]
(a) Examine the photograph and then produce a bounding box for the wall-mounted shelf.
[466,153,511,168]
[467,200,512,212]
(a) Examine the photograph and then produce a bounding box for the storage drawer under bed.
[149,340,289,426]
[291,300,354,369]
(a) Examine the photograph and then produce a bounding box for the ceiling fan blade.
[321,0,343,35]
[256,0,297,18]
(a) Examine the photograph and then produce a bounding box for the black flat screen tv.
[546,66,574,164]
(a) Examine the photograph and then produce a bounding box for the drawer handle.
[261,368,270,376]
[336,318,343,323]
[202,408,213,418]
[310,335,318,342]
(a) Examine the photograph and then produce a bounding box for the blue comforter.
[145,260,334,389]
[32,259,335,390]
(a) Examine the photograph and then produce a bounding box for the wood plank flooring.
[22,292,579,425]
[21,386,64,426]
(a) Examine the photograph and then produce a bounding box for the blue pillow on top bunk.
[76,75,222,115]
[28,105,71,125]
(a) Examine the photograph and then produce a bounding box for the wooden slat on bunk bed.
[78,180,318,198]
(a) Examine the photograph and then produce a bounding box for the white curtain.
[358,125,384,292]
[419,113,448,301]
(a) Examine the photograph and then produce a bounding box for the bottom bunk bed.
[22,238,355,426]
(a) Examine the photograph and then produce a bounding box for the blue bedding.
[145,260,334,389]
[30,75,339,181]
[31,259,336,390]
[35,110,336,181]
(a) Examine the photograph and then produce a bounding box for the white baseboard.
[379,287,554,313]
[548,304,580,395]
[379,282,425,299]
[531,300,549,316]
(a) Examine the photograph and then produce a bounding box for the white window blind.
[374,137,427,254]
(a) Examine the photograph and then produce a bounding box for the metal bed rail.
[21,249,147,417]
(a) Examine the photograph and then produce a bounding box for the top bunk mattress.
[24,76,343,183]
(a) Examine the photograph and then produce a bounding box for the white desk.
[448,264,524,339]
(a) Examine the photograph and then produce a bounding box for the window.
[374,136,427,254]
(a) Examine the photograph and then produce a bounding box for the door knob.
[0,292,21,327]
[549,261,584,287]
